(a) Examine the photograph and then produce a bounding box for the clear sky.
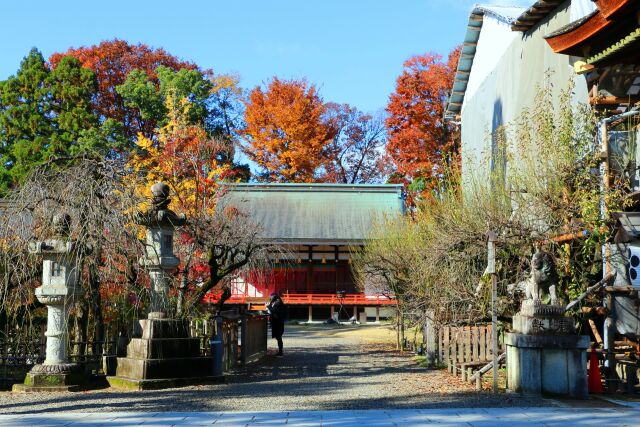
[0,0,530,114]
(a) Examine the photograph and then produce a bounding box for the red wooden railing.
[202,292,396,306]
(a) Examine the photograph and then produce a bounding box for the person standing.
[267,292,286,356]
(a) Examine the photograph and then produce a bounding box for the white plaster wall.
[465,15,521,103]
[460,1,590,190]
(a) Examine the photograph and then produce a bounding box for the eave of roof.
[511,0,566,32]
[585,27,640,65]
[544,0,635,56]
[444,5,525,120]
[222,183,404,193]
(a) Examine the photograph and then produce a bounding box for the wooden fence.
[438,324,504,387]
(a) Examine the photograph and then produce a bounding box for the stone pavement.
[1,326,547,413]
[0,406,639,427]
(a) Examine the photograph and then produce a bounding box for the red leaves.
[385,47,461,190]
[49,39,197,138]
[240,77,337,182]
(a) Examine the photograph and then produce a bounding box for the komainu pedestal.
[107,318,214,390]
[507,301,588,398]
[506,250,589,398]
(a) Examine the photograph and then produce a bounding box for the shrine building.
[204,183,404,321]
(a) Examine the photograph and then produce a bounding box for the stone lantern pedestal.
[14,215,84,392]
[107,183,215,390]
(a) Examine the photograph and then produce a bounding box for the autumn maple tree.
[240,78,337,182]
[385,47,461,192]
[49,39,197,139]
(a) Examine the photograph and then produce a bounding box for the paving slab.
[9,408,638,427]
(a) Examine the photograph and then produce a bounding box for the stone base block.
[106,375,223,391]
[132,318,189,339]
[13,370,84,393]
[513,314,575,335]
[126,337,201,359]
[506,333,589,398]
[115,356,213,380]
[12,382,84,392]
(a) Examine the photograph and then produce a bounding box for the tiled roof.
[511,0,566,32]
[219,183,405,245]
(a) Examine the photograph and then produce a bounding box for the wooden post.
[375,307,380,323]
[464,326,471,365]
[487,230,498,393]
[306,245,313,294]
[330,305,335,321]
[479,326,486,361]
[353,306,357,320]
[400,312,405,351]
[308,305,313,323]
[424,311,436,366]
[444,326,450,369]
[472,326,477,362]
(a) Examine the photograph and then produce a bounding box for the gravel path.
[1,324,555,414]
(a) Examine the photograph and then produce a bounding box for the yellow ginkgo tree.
[128,94,266,315]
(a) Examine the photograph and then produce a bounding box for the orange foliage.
[49,39,196,138]
[385,47,461,188]
[240,78,337,182]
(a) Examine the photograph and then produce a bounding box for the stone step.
[115,355,214,380]
[126,337,202,359]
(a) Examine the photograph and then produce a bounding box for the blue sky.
[0,0,530,114]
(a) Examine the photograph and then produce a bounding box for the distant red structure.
[203,183,404,321]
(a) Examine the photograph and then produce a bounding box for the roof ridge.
[472,4,526,25]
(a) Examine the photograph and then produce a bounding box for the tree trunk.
[176,246,195,316]
[75,302,88,358]
[176,266,188,317]
[89,261,104,357]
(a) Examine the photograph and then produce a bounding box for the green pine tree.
[0,48,126,194]
[0,48,53,192]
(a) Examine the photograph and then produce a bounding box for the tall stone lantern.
[14,213,84,392]
[108,182,213,390]
[137,182,185,319]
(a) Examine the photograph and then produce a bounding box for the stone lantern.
[138,182,185,319]
[108,182,214,390]
[14,213,84,392]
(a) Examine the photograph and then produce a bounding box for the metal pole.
[487,230,498,393]
[598,118,618,390]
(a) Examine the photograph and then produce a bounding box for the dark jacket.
[268,297,286,338]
